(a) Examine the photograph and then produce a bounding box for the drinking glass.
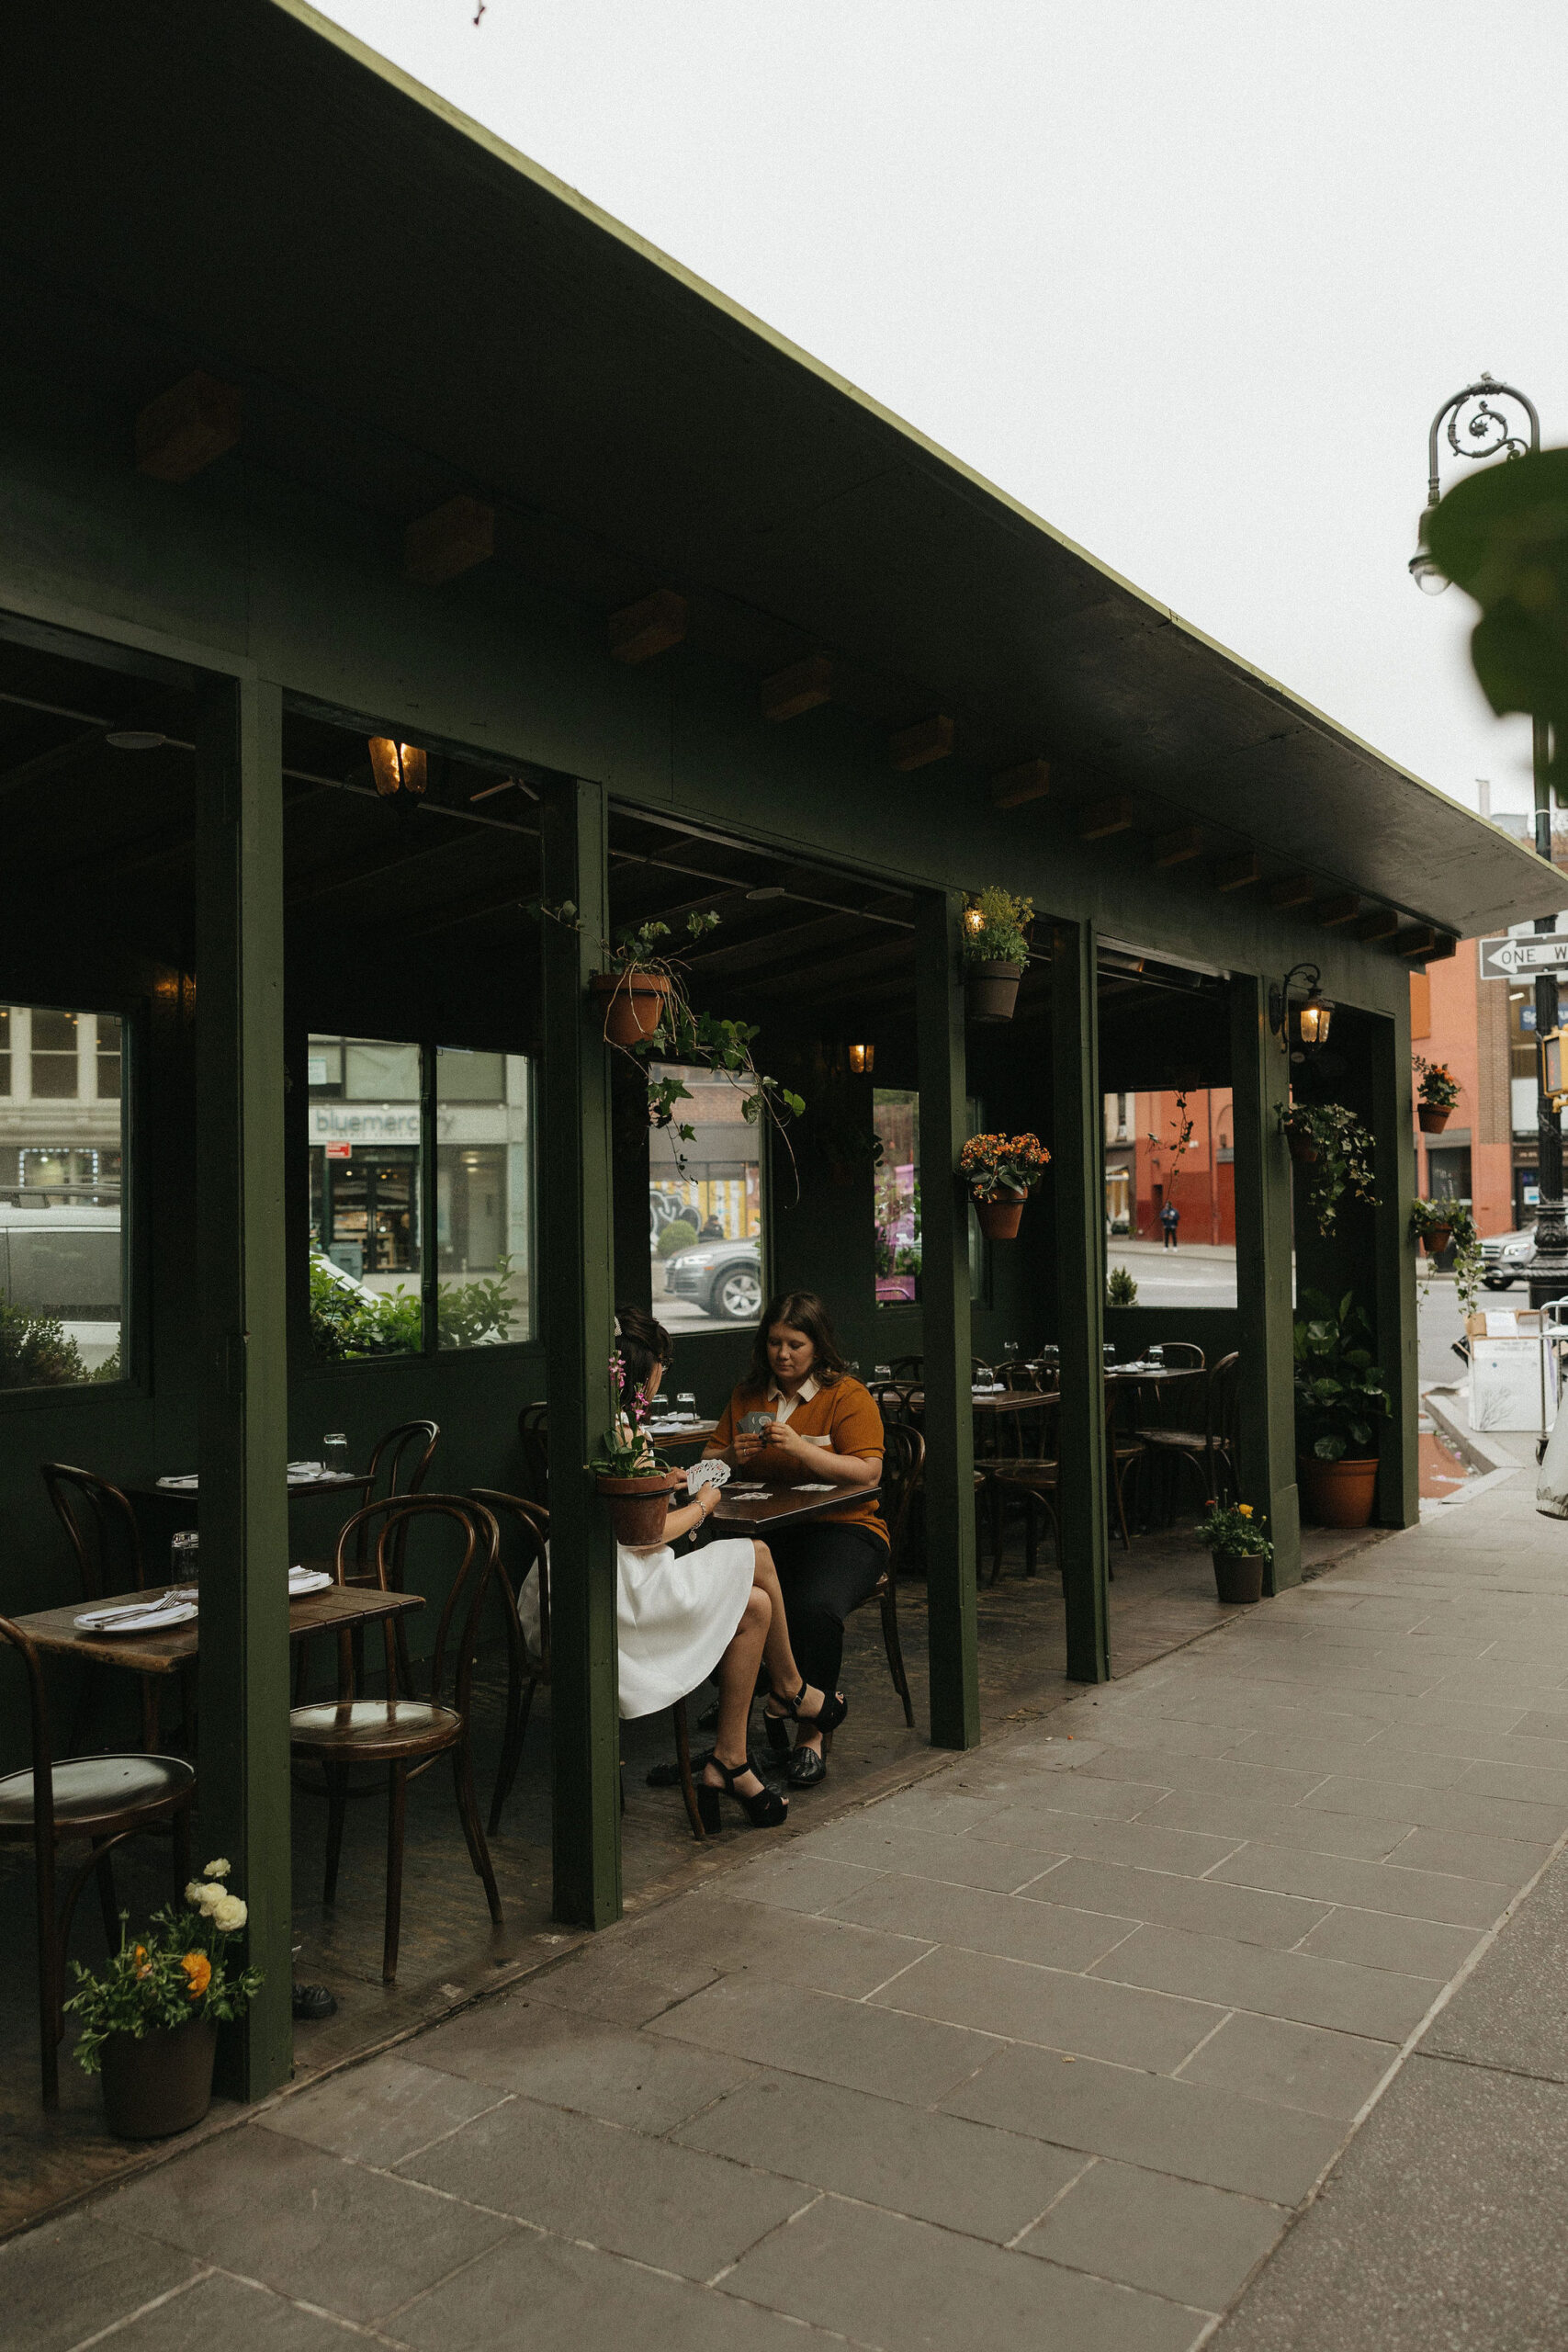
[322,1431,350,1476]
[675,1391,698,1421]
[874,1363,892,1382]
[170,1529,199,1584]
[1148,1344,1166,1367]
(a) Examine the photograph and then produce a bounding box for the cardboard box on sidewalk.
[1466,1309,1561,1430]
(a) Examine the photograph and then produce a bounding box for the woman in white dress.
[614,1306,825,1831]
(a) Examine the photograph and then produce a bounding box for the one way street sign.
[1479,935,1568,979]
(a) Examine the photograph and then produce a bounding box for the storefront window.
[436,1047,533,1348]
[0,1001,126,1389]
[872,1091,985,1306]
[649,1062,764,1331]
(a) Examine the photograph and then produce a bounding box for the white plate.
[155,1475,199,1489]
[74,1601,198,1634]
[288,1569,333,1597]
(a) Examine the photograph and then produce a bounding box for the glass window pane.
[1,1001,124,1390]
[436,1048,533,1348]
[1103,1089,1237,1308]
[649,1062,764,1331]
[307,1034,422,1358]
[874,1089,920,1306]
[96,1012,122,1101]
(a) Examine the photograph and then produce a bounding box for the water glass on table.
[674,1391,698,1423]
[170,1529,199,1585]
[322,1431,350,1477]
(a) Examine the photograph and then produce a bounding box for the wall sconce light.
[1269,962,1334,1061]
[368,737,428,808]
[962,901,986,940]
[848,1043,874,1075]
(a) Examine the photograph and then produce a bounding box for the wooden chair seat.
[1140,1427,1208,1453]
[288,1699,460,1763]
[0,1752,193,1831]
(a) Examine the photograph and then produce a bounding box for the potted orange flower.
[65,1860,263,2138]
[958,1132,1052,1238]
[1416,1057,1460,1134]
[1195,1498,1272,1604]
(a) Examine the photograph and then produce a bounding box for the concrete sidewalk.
[9,1462,1568,2350]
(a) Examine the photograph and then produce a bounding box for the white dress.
[518,1534,757,1720]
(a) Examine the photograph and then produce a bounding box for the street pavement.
[8,1453,1568,2351]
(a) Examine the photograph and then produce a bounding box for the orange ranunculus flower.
[133,1944,152,1979]
[180,1951,211,1999]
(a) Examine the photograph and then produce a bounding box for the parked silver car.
[1482,1228,1536,1289]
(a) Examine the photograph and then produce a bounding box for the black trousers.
[767,1522,886,1700]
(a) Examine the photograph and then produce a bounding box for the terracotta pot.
[965,960,1023,1023]
[975,1189,1027,1241]
[591,970,671,1046]
[1212,1551,1265,1605]
[1421,1224,1452,1257]
[1285,1128,1318,1164]
[596,1467,685,1545]
[1417,1102,1451,1134]
[1299,1453,1380,1528]
[100,2017,217,2140]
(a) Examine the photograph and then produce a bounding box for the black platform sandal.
[763,1680,848,1746]
[697,1753,789,1832]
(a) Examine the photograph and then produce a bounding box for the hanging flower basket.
[591,969,671,1046]
[596,1467,684,1545]
[965,961,1023,1023]
[1421,1223,1453,1257]
[975,1187,1028,1240]
[1417,1103,1450,1135]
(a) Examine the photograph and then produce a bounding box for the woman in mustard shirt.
[705,1290,886,1787]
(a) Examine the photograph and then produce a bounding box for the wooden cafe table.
[707,1480,882,1536]
[9,1579,423,1681]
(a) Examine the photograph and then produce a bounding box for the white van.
[0,1203,122,1371]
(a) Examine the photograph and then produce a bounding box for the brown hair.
[615,1303,673,1410]
[747,1291,850,1389]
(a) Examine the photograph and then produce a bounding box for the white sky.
[315,0,1568,819]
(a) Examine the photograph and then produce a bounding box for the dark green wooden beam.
[1371,1007,1419,1529]
[1051,918,1111,1681]
[914,889,979,1747]
[194,674,293,2097]
[539,776,621,1926]
[1229,974,1303,1591]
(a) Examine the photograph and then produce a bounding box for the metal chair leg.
[91,1840,118,1951]
[488,1673,537,1834]
[452,1740,503,1925]
[323,1765,349,1905]
[382,1761,408,1983]
[878,1588,915,1728]
[671,1697,706,1839]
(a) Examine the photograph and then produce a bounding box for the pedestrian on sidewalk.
[1160,1198,1180,1250]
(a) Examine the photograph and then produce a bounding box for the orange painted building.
[1410,943,1533,1234]
[1105,1089,1236,1243]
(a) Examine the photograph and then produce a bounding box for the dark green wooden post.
[1051,918,1110,1682]
[914,890,979,1747]
[195,675,292,2098]
[539,776,621,1926]
[1229,974,1303,1592]
[1371,1007,1419,1528]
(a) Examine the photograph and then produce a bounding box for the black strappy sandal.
[697,1752,789,1832]
[763,1681,848,1785]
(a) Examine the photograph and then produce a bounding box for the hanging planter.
[959,1133,1051,1242]
[591,968,671,1046]
[1285,1129,1318,1164]
[1278,1102,1378,1236]
[594,1467,685,1545]
[1421,1222,1453,1257]
[1415,1055,1460,1135]
[976,1187,1028,1240]
[961,887,1032,1023]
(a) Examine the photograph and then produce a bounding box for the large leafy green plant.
[1423,446,1568,791]
[309,1261,519,1358]
[1293,1289,1391,1463]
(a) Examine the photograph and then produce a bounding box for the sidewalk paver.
[8,1458,1568,2350]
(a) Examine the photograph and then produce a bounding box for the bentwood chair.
[869,1424,920,1727]
[0,1616,194,2108]
[297,1419,440,1702]
[290,1495,502,1982]
[1140,1351,1240,1514]
[41,1464,164,1752]
[472,1491,711,1842]
[516,1405,549,1506]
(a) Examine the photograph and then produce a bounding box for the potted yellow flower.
[1195,1498,1272,1604]
[65,1860,263,2138]
[962,887,1033,1022]
[958,1132,1052,1238]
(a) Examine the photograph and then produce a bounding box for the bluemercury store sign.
[308,1104,513,1143]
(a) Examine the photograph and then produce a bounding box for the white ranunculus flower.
[185,1881,207,1906]
[210,1893,248,1932]
[195,1883,224,1916]
[203,1858,231,1880]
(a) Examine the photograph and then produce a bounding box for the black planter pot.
[100,2016,218,2140]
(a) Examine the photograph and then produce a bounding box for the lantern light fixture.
[1269,962,1334,1060]
[962,902,986,938]
[848,1042,874,1075]
[367,737,428,808]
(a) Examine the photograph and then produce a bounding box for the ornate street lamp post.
[1412,377,1568,1307]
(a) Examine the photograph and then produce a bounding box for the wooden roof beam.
[761,655,833,722]
[1315,894,1361,927]
[1077,796,1134,841]
[1152,826,1203,866]
[1213,851,1262,893]
[1396,925,1439,959]
[403,494,495,585]
[1269,873,1317,909]
[135,370,241,481]
[609,589,688,663]
[990,758,1050,808]
[1354,908,1402,943]
[890,714,953,771]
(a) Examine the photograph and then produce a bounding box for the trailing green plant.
[1293,1288,1391,1462]
[1411,1201,1483,1318]
[65,1859,263,2074]
[656,1218,699,1259]
[1279,1100,1378,1236]
[961,885,1033,967]
[436,1264,522,1349]
[1414,1056,1461,1112]
[1106,1265,1139,1308]
[546,902,805,1178]
[1195,1499,1273,1559]
[0,1296,87,1390]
